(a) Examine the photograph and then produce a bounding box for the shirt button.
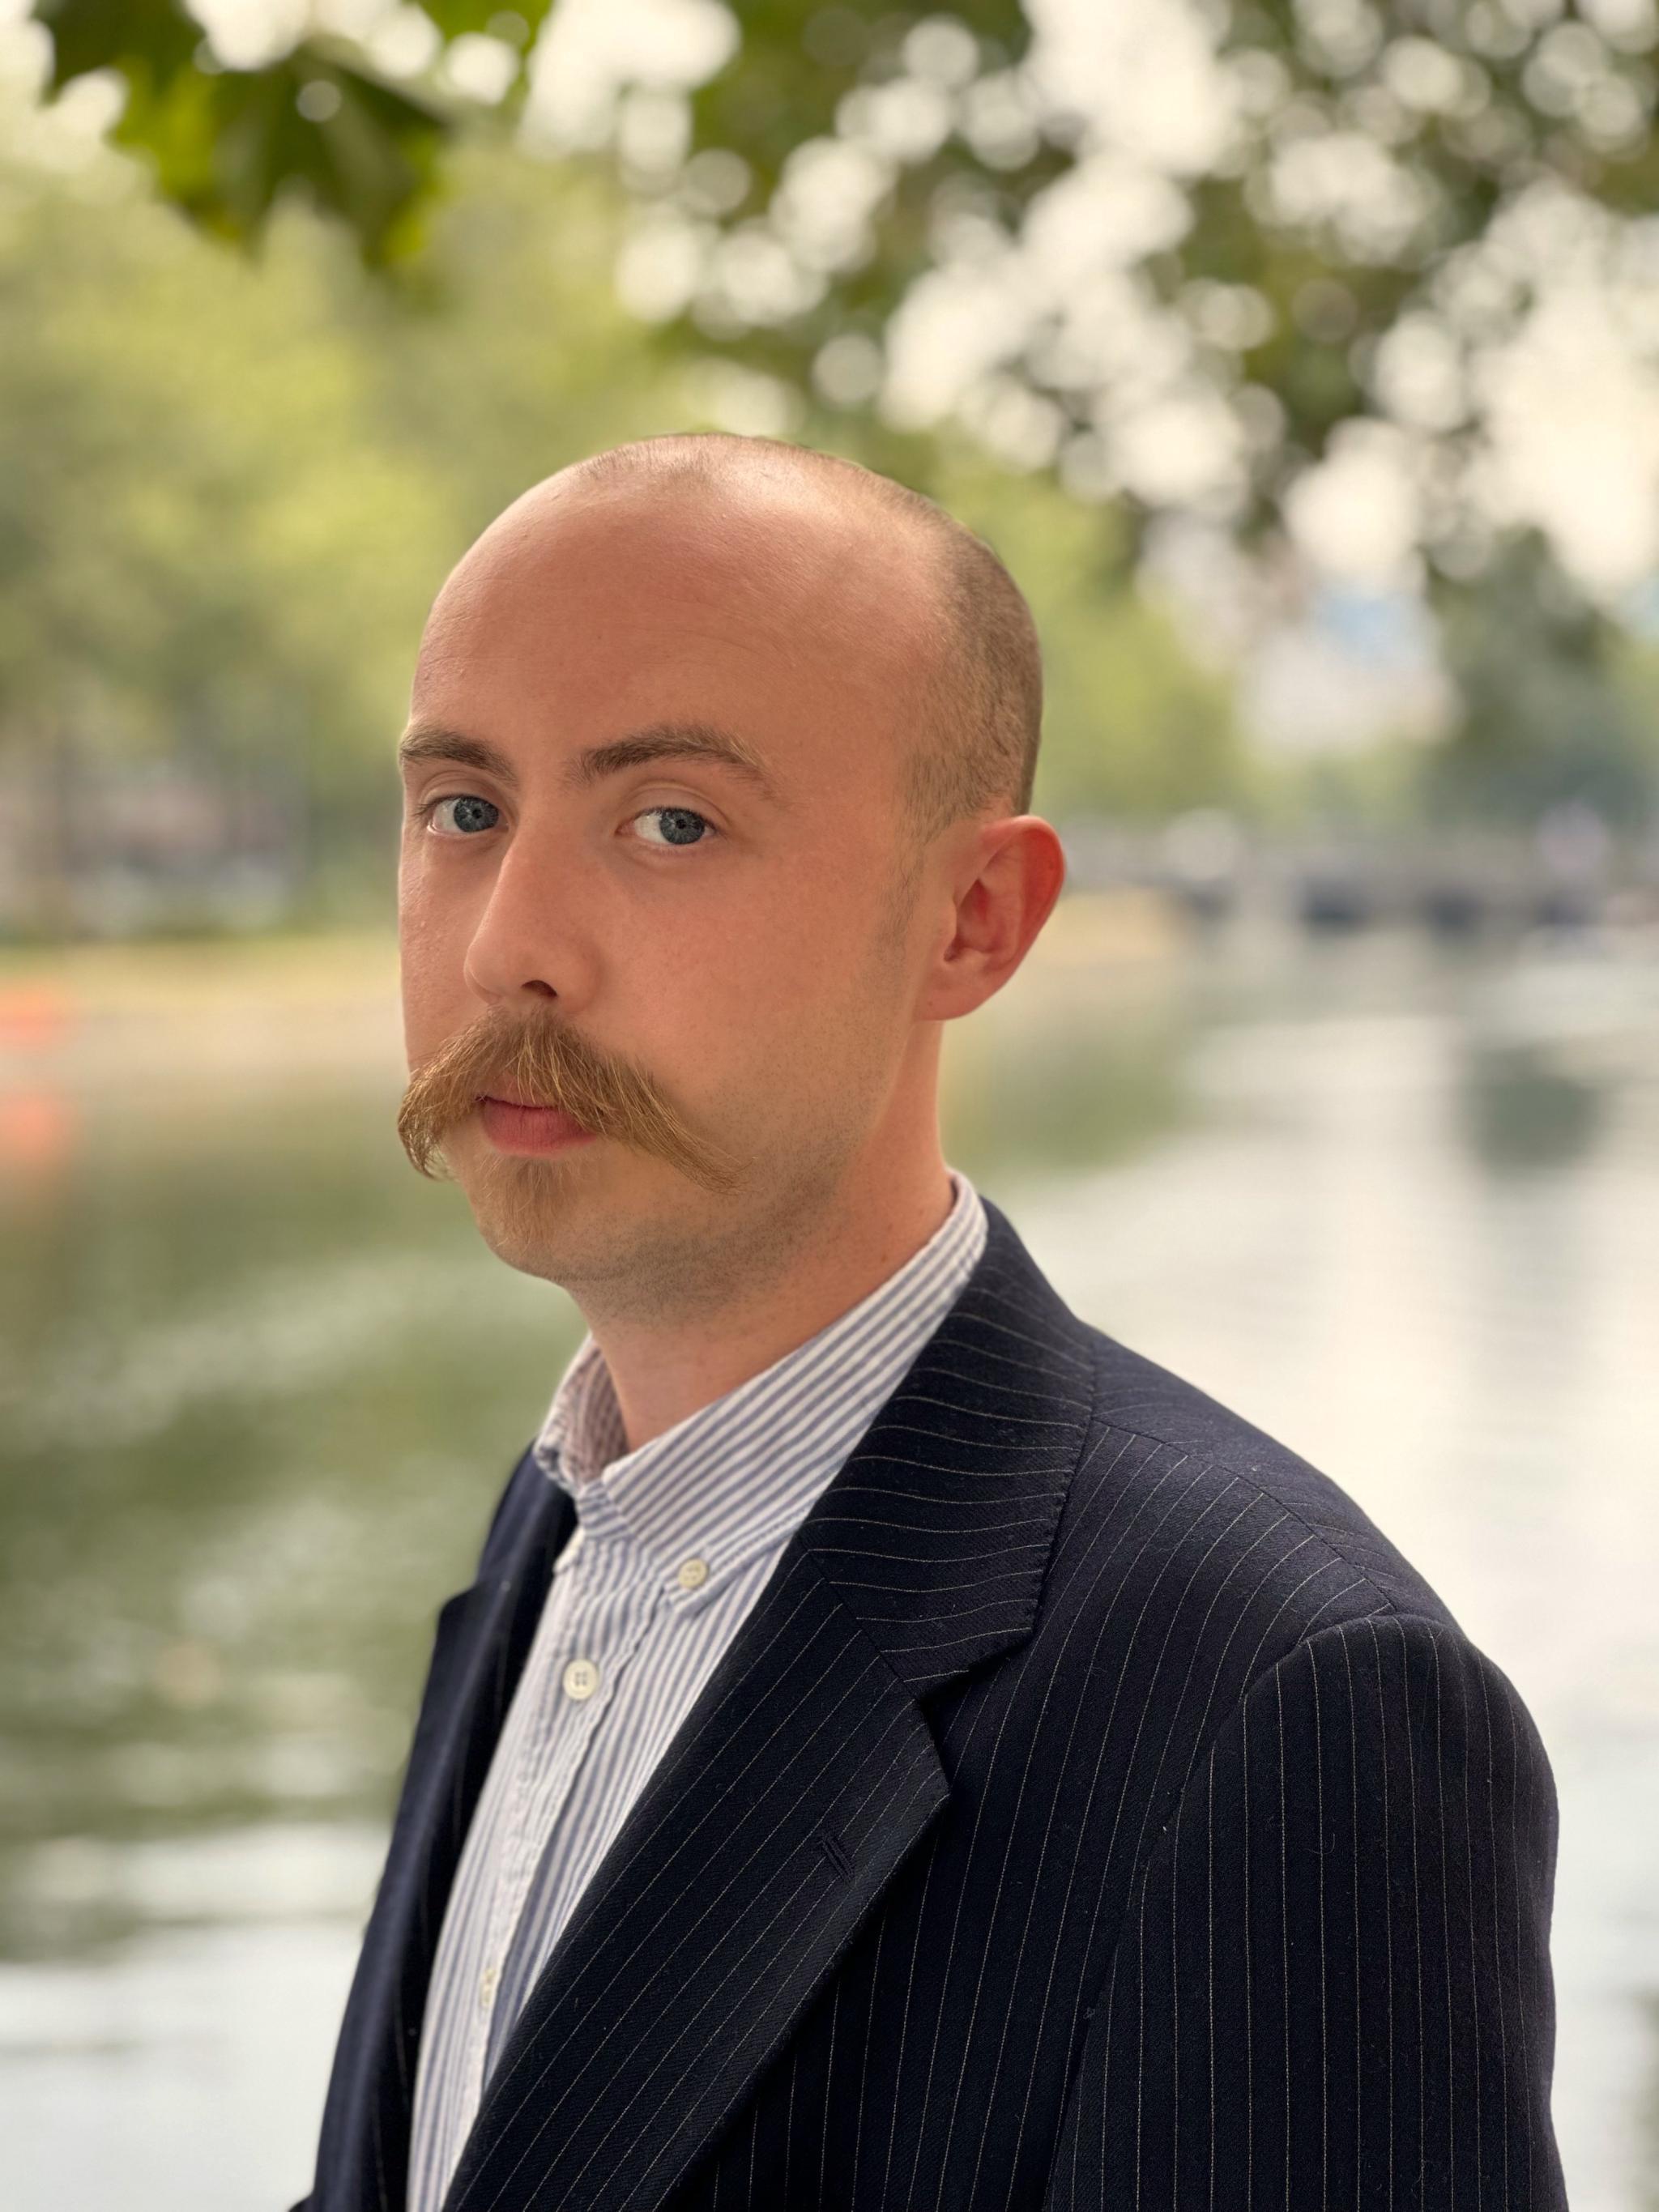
[677,1556,709,1591]
[478,1963,500,2010]
[562,1656,600,1701]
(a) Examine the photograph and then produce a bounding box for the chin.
[455,1133,574,1234]
[466,1172,585,1283]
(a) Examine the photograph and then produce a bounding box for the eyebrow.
[395,719,788,808]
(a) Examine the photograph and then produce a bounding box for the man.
[300,433,1567,2211]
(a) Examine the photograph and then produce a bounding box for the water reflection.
[1461,1044,1606,1169]
[0,1078,582,1914]
[1,918,1655,2208]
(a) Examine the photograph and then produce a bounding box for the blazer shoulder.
[1063,1317,1464,1634]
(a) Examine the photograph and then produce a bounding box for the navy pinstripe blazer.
[300,1193,1567,2211]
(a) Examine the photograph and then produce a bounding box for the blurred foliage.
[0,116,1253,934]
[0,122,678,923]
[27,1,1659,563]
[1427,531,1659,824]
[34,0,463,262]
[19,0,1659,866]
[918,465,1252,818]
[5,0,1657,918]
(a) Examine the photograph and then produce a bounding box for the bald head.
[397,426,1067,1319]
[520,433,1044,871]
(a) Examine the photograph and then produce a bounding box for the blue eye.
[420,794,499,835]
[415,795,718,850]
[633,805,718,850]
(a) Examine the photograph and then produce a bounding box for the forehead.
[411,477,944,804]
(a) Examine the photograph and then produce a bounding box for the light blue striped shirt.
[406,1166,987,2211]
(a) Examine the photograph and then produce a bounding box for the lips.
[478,1095,598,1151]
[483,1094,587,1124]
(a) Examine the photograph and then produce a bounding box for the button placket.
[476,1573,650,2032]
[476,1565,587,2048]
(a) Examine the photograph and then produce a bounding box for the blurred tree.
[0,124,696,930]
[27,0,1659,587]
[32,0,458,264]
[1424,530,1659,824]
[923,458,1249,820]
[0,136,449,924]
[0,113,1246,935]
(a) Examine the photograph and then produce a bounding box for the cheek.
[631,882,819,1026]
[693,918,862,1043]
[744,864,884,995]
[397,866,455,969]
[635,939,834,1106]
[697,919,906,1102]
[398,906,476,1055]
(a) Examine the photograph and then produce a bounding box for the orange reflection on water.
[0,984,76,1051]
[0,1088,76,1176]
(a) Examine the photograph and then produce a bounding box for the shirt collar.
[531,1166,987,1600]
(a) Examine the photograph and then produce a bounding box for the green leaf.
[420,0,554,35]
[35,0,198,94]
[110,42,455,266]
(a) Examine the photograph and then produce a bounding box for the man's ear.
[923,816,1066,1021]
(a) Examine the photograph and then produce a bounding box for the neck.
[584,1149,957,1455]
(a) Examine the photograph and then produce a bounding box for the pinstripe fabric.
[405,1166,988,2212]
[1039,1612,1563,2210]
[299,1190,1566,2212]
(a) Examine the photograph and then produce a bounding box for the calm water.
[2,914,1655,2209]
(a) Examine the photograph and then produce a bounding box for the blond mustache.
[396,1007,744,1196]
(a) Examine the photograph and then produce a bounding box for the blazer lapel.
[313,1452,574,2212]
[441,1196,1098,2212]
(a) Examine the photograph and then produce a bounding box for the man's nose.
[460,834,599,1012]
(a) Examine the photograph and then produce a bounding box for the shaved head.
[546,433,1043,889]
[394,426,1064,1341]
